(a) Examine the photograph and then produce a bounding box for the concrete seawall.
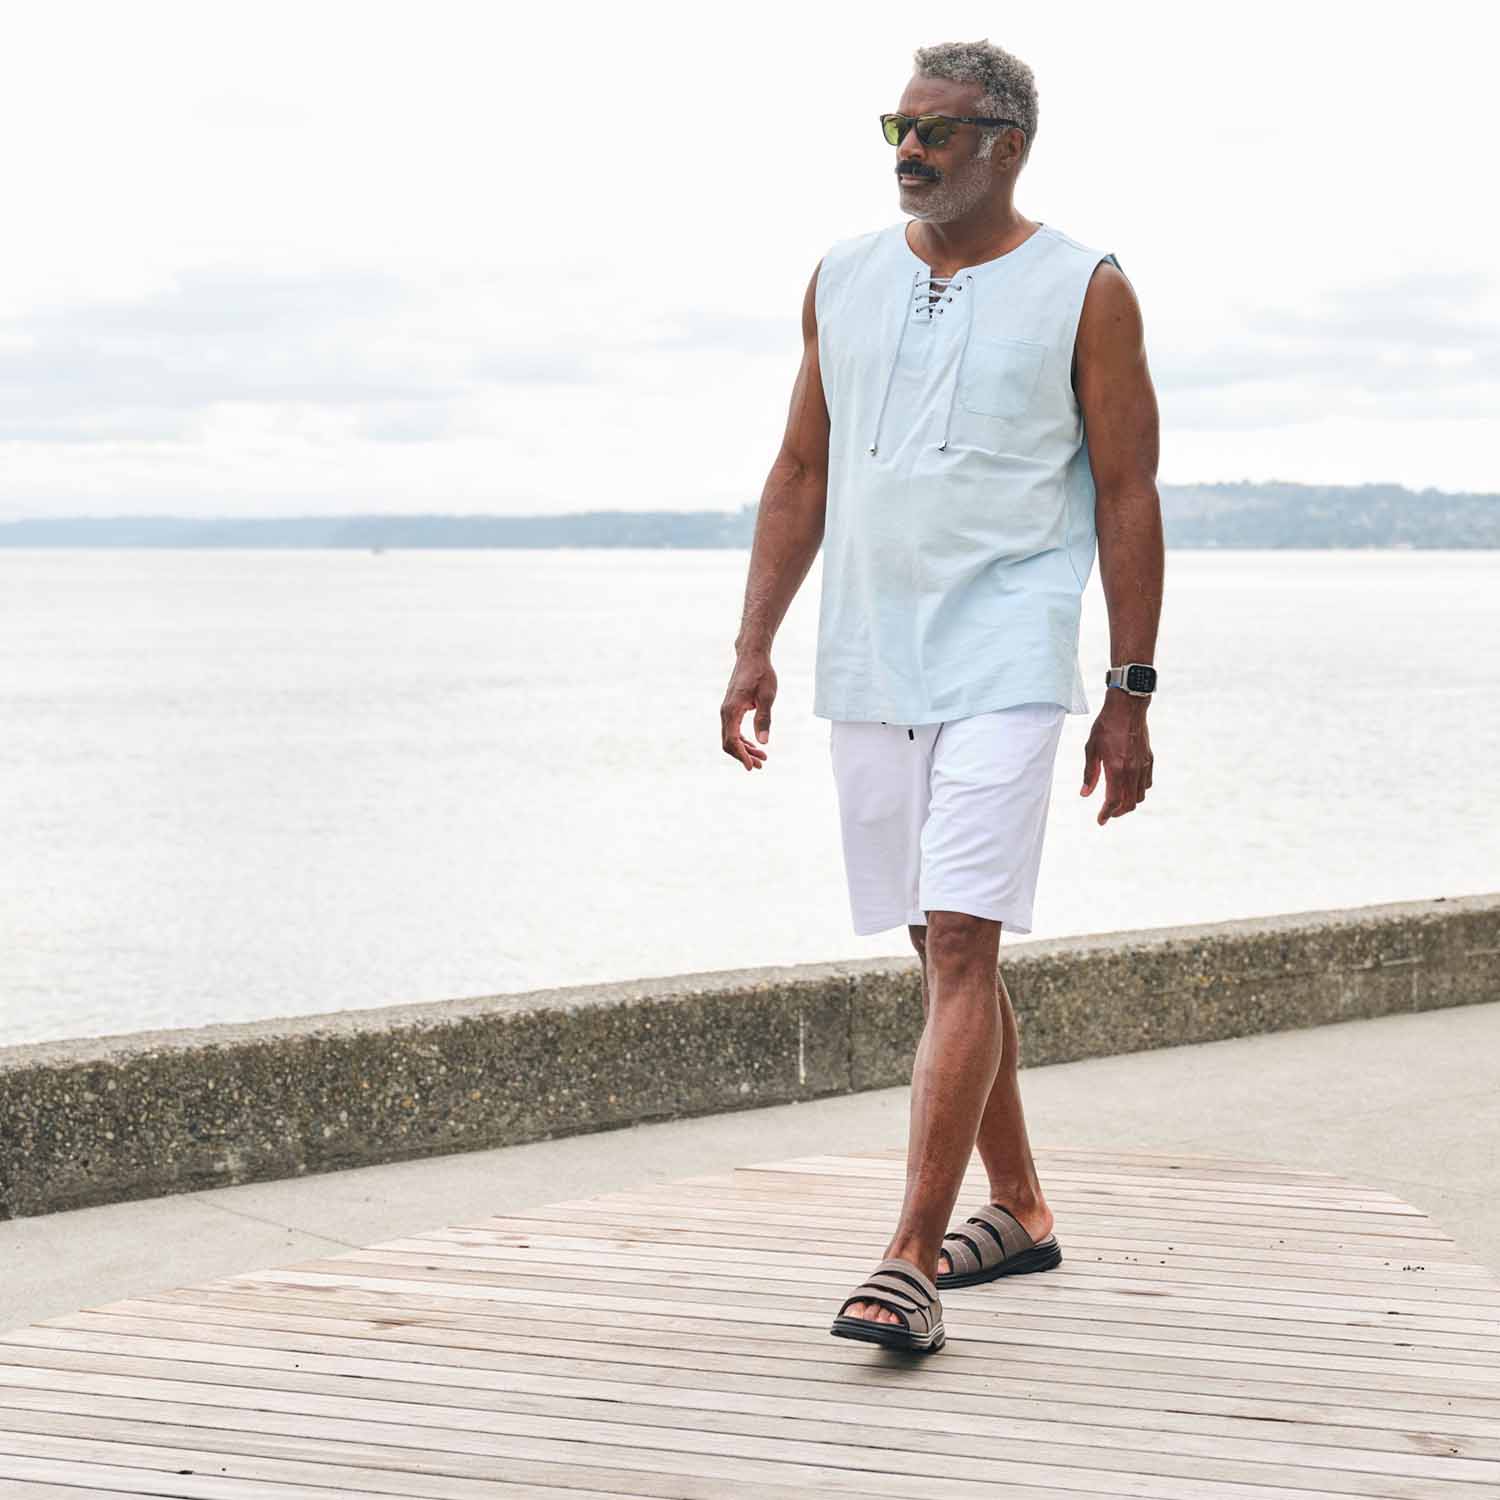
[3,893,1496,1220]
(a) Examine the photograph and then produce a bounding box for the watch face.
[1126,664,1156,693]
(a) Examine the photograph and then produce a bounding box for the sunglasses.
[880,111,1020,148]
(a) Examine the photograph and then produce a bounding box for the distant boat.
[371,546,385,555]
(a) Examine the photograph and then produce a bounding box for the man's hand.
[720,651,777,771]
[1081,693,1153,824]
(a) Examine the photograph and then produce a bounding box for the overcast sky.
[2,0,1493,519]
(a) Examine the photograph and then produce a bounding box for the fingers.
[1097,761,1145,824]
[1080,742,1101,797]
[721,658,777,771]
[719,700,768,771]
[1084,717,1153,823]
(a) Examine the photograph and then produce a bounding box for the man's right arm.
[720,258,831,771]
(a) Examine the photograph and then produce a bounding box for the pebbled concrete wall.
[2,893,1496,1219]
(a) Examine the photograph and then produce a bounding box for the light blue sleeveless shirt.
[812,219,1121,723]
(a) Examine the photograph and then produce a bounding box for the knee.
[924,911,998,980]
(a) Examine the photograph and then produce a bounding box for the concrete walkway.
[5,998,1496,1335]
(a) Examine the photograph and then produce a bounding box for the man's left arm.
[1073,260,1164,826]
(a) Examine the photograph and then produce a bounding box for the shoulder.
[1072,246,1147,383]
[1036,225,1126,281]
[1078,257,1140,340]
[1031,227,1136,326]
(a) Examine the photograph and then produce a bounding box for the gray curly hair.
[911,38,1038,167]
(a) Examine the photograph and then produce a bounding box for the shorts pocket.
[957,335,1048,421]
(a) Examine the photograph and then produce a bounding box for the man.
[721,37,1163,1353]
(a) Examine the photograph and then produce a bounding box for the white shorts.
[828,702,1067,936]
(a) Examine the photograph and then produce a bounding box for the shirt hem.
[814,691,1088,724]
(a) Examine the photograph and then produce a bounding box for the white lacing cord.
[868,269,924,457]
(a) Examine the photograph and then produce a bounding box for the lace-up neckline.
[914,271,959,318]
[867,267,974,456]
[867,222,1050,460]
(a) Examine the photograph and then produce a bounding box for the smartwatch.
[1105,662,1157,696]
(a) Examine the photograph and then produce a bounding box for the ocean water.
[2,546,1496,1049]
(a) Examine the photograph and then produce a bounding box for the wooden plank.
[0,1386,1488,1494]
[4,1320,1498,1479]
[0,1483,149,1500]
[104,1289,1500,1434]
[2,1326,1500,1488]
[516,1184,1463,1248]
[432,1208,1492,1284]
[618,1185,1457,1242]
[737,1159,1422,1210]
[7,1322,1500,1431]
[0,1442,1205,1500]
[139,1265,1498,1394]
[0,1148,1494,1498]
[210,1249,1500,1345]
[126,1260,1500,1356]
[0,1374,1488,1494]
[403,1220,1499,1299]
[0,1443,646,1499]
[347,1237,1500,1322]
[830,1150,1381,1185]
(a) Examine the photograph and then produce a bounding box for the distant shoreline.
[2,481,1497,549]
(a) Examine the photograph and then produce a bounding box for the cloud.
[649,310,799,356]
[468,349,600,384]
[16,266,408,338]
[1155,269,1500,427]
[0,266,600,444]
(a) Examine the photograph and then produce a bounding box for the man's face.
[891,75,1001,223]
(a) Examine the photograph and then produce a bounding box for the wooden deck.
[1,1145,1497,1498]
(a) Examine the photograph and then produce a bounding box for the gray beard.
[899,153,993,223]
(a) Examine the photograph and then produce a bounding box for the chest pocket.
[957,335,1048,421]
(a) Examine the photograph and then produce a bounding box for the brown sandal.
[937,1202,1062,1288]
[830,1256,946,1353]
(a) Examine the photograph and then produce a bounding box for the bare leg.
[846,915,1057,1321]
[923,925,1054,1274]
[844,909,1050,1323]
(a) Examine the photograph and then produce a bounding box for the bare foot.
[841,1297,906,1324]
[843,1255,939,1326]
[937,1197,1054,1276]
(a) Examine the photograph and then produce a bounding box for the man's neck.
[907,208,1038,274]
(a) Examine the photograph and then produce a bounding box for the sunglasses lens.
[881,115,904,146]
[917,116,951,147]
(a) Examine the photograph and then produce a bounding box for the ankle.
[987,1180,1045,1212]
[884,1238,940,1282]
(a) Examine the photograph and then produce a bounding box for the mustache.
[896,162,938,180]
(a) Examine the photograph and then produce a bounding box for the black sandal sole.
[830,1316,946,1353]
[935,1235,1062,1289]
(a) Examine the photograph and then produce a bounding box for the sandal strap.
[965,1202,1036,1258]
[871,1255,940,1304]
[859,1276,921,1311]
[837,1256,942,1335]
[941,1202,1037,1275]
[940,1226,985,1275]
